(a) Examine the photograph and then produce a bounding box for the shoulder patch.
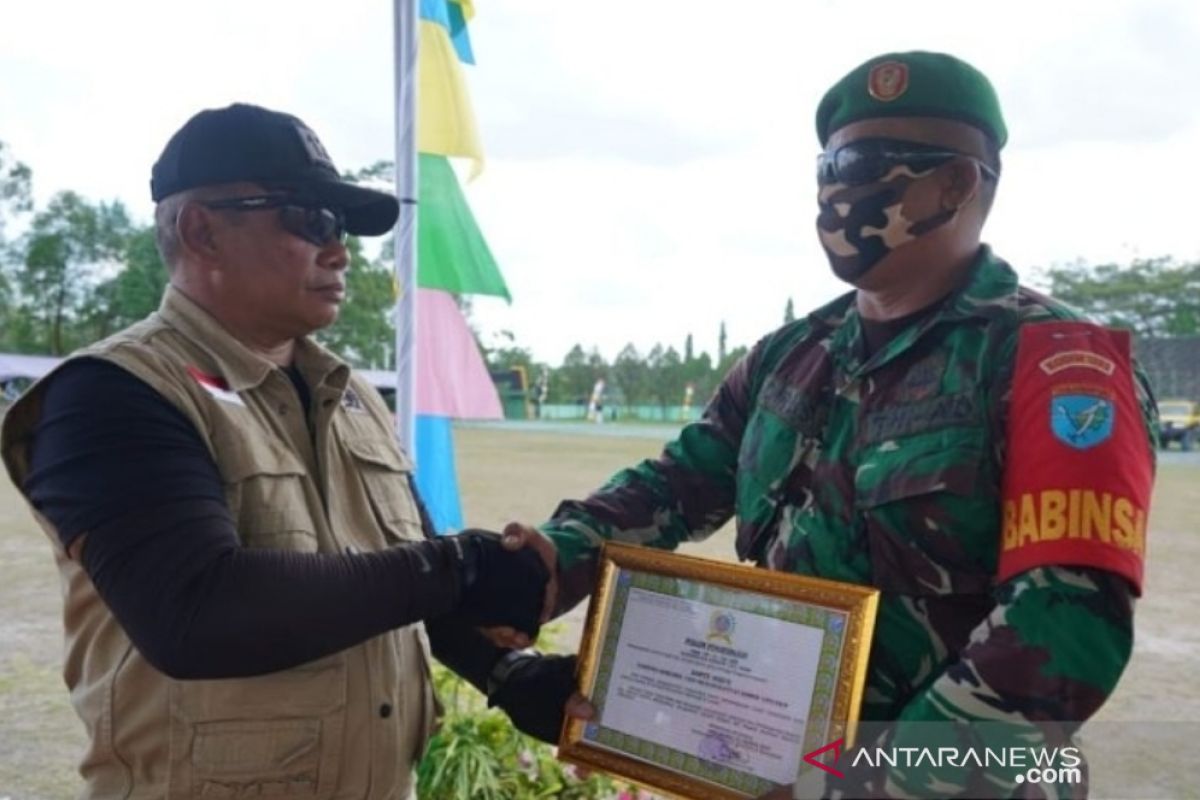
[997,322,1153,594]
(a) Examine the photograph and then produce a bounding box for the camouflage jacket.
[543,248,1157,796]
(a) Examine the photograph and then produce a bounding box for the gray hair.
[153,185,243,271]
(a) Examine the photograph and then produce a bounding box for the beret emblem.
[868,61,909,101]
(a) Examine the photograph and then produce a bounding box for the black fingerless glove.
[488,652,577,744]
[438,528,549,637]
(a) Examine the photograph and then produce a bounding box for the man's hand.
[477,522,560,649]
[488,652,595,744]
[442,529,549,639]
[502,522,559,620]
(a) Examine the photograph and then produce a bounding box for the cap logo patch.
[294,122,335,169]
[868,61,909,102]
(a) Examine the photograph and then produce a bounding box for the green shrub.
[416,664,624,799]
[416,627,631,799]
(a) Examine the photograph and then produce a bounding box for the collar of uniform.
[938,245,1020,323]
[807,246,1017,377]
[800,290,859,375]
[805,288,858,333]
[156,285,287,393]
[855,246,1019,375]
[291,336,351,398]
[804,245,1016,329]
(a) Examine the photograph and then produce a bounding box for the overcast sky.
[3,0,1199,363]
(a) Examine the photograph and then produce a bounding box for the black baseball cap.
[150,103,399,236]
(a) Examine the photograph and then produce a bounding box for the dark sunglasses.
[817,138,999,186]
[202,194,348,247]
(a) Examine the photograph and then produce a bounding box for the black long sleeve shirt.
[25,358,502,681]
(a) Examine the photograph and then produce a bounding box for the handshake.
[425,524,590,745]
[434,524,557,645]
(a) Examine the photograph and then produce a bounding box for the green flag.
[418,153,510,301]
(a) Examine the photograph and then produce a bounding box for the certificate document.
[560,543,878,800]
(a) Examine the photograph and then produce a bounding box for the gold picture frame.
[558,542,879,800]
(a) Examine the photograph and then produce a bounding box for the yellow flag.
[418,19,483,176]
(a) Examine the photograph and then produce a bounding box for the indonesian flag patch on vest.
[997,321,1153,594]
[187,365,246,407]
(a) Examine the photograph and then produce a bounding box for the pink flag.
[413,288,502,419]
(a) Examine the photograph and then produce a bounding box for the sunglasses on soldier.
[817,137,999,186]
[202,194,348,247]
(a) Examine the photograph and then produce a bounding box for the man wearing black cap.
[503,52,1158,798]
[0,103,564,798]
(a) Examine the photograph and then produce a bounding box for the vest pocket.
[345,438,424,543]
[193,719,320,796]
[170,657,346,798]
[218,436,318,552]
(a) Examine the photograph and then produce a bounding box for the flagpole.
[393,0,419,458]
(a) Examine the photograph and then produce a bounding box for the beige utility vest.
[1,287,438,799]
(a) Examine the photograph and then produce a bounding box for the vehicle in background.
[1158,399,1200,451]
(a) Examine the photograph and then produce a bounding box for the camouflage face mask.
[815,164,956,284]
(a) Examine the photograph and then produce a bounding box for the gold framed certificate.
[558,542,879,800]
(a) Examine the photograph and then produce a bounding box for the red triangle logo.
[802,737,845,779]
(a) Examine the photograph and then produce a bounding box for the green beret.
[816,51,1007,148]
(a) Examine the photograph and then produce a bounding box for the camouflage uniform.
[544,248,1157,797]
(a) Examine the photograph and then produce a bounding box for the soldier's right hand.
[441,528,549,639]
[469,522,560,650]
[500,522,559,622]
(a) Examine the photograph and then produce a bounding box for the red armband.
[997,322,1152,594]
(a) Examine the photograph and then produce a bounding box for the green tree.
[483,330,546,403]
[1040,257,1200,337]
[0,140,32,244]
[80,226,169,341]
[613,343,649,407]
[717,344,749,379]
[316,237,396,368]
[585,349,609,390]
[112,227,169,321]
[16,192,132,354]
[784,297,796,324]
[684,349,715,403]
[0,305,40,353]
[655,345,687,410]
[478,327,535,374]
[0,140,33,335]
[485,340,535,374]
[552,344,593,404]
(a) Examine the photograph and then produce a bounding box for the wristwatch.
[486,648,540,697]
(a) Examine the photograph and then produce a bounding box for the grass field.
[1,424,1198,798]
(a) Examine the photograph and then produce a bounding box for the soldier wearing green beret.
[500,52,1158,798]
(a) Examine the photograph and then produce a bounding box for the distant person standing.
[534,367,550,419]
[588,377,606,423]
